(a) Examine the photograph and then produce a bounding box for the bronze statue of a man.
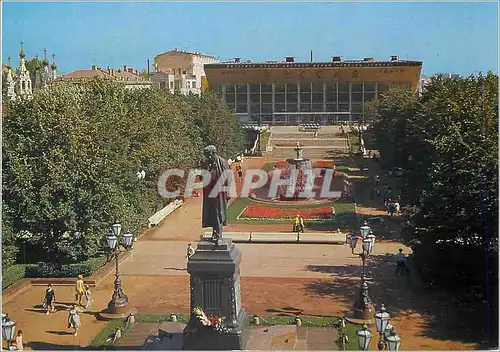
[202,145,230,242]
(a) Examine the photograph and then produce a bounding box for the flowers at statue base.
[192,307,229,334]
[209,315,230,334]
[241,205,332,220]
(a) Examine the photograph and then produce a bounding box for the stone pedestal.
[344,277,375,325]
[183,239,249,350]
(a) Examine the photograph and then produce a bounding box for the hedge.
[2,256,108,290]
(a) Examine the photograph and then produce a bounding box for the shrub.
[2,256,109,289]
[2,264,26,289]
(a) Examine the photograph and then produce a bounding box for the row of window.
[213,81,409,115]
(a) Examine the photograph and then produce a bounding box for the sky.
[2,2,498,76]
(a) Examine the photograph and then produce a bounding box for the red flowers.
[313,161,334,168]
[241,204,332,220]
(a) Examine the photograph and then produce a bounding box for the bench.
[148,200,184,227]
[299,123,321,132]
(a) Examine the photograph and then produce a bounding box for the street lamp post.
[375,304,390,350]
[2,315,16,350]
[357,324,372,351]
[106,222,133,315]
[360,221,371,238]
[385,329,401,351]
[360,235,374,276]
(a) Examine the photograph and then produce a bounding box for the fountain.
[279,142,315,200]
[247,141,344,205]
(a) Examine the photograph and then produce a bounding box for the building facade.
[153,49,220,94]
[205,56,422,125]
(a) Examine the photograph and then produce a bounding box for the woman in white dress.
[68,305,81,336]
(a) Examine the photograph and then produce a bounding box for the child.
[44,284,56,315]
[15,330,23,351]
[84,285,93,310]
[68,305,81,336]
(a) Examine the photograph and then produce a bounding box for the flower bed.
[313,161,334,168]
[240,204,332,220]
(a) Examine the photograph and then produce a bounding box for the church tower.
[42,48,51,86]
[16,41,33,99]
[50,53,57,80]
[6,57,17,101]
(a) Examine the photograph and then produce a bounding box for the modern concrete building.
[153,49,220,94]
[205,55,422,125]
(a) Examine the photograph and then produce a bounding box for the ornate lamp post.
[375,304,390,350]
[2,315,16,350]
[105,222,133,315]
[385,329,401,351]
[357,324,372,350]
[360,221,371,238]
[360,234,374,276]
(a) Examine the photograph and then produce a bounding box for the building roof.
[59,67,148,82]
[155,49,217,60]
[61,69,112,79]
[205,60,422,70]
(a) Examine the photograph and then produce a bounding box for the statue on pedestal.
[202,145,230,243]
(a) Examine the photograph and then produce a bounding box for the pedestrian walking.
[75,274,85,306]
[186,243,195,260]
[15,330,23,351]
[331,206,336,221]
[68,305,81,336]
[314,130,318,138]
[395,201,401,213]
[395,249,407,276]
[84,285,93,310]
[43,284,56,315]
[375,188,381,197]
[237,164,243,181]
[293,215,300,233]
[299,215,305,233]
[375,174,380,186]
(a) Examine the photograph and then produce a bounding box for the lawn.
[89,313,361,350]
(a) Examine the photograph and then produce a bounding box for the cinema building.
[204,56,422,125]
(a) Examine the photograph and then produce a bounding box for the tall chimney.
[147,59,150,76]
[310,50,313,63]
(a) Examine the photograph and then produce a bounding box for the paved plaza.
[1,154,479,350]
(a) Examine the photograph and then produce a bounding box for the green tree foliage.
[2,79,244,264]
[368,73,498,341]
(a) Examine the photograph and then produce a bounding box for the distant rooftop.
[155,48,218,60]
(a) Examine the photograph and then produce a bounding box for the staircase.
[266,126,349,161]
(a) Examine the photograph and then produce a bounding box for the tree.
[369,73,498,345]
[2,78,245,264]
